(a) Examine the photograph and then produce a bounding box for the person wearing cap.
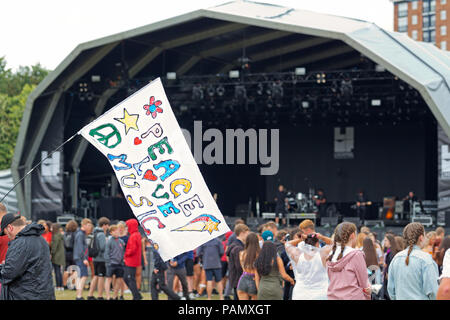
[262,230,274,242]
[0,213,55,300]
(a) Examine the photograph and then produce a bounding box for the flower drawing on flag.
[143,96,163,119]
[171,214,221,234]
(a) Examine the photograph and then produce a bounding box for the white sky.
[0,0,393,71]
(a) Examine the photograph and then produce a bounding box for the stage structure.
[11,1,450,227]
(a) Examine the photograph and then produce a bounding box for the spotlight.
[340,79,353,98]
[234,85,247,100]
[91,75,101,82]
[256,83,264,95]
[206,85,215,97]
[316,73,326,84]
[167,72,177,80]
[192,84,204,100]
[375,65,386,72]
[216,85,225,97]
[271,81,283,99]
[229,70,240,78]
[371,99,381,106]
[295,67,306,76]
[302,101,310,109]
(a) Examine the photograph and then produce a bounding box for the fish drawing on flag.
[172,214,221,235]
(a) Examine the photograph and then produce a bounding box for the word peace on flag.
[79,78,230,261]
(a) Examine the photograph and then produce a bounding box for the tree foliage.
[0,57,50,170]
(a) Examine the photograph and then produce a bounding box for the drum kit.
[286,188,318,213]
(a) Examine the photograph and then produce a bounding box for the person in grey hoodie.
[197,237,224,300]
[87,217,110,300]
[73,218,94,300]
[104,224,125,300]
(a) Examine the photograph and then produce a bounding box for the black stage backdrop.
[266,122,437,207]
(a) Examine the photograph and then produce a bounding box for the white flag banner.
[79,78,230,261]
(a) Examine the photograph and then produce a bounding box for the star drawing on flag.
[143,96,163,119]
[114,108,139,134]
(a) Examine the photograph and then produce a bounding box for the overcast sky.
[1,0,393,71]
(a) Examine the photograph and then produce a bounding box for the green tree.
[0,57,50,170]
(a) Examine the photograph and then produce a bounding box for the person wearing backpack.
[63,220,78,289]
[87,217,110,300]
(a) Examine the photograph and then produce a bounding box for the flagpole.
[0,133,80,204]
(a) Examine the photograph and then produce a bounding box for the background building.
[393,0,450,50]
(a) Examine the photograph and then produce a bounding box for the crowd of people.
[0,200,449,300]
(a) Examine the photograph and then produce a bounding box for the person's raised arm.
[285,238,303,264]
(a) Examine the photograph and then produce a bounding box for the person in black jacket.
[0,213,55,300]
[226,224,250,300]
[150,244,181,300]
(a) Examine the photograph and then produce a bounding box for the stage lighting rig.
[192,84,204,100]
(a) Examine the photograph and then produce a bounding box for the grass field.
[55,288,218,300]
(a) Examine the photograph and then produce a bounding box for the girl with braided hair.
[326,222,371,300]
[387,222,439,300]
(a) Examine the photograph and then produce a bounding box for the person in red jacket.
[0,203,9,264]
[123,219,142,300]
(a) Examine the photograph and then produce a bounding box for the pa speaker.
[343,217,361,227]
[321,217,338,227]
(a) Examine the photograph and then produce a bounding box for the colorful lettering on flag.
[79,78,230,261]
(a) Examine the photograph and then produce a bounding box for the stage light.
[340,79,353,97]
[295,67,306,75]
[302,101,310,108]
[180,105,188,112]
[316,73,326,84]
[192,84,204,100]
[256,83,264,95]
[229,70,240,78]
[91,75,101,82]
[375,65,386,72]
[234,85,247,100]
[79,82,88,93]
[216,85,225,96]
[206,85,215,97]
[371,99,381,106]
[271,81,283,99]
[167,72,177,80]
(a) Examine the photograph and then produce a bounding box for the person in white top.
[285,233,332,300]
[437,247,450,299]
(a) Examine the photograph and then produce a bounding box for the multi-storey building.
[393,0,450,50]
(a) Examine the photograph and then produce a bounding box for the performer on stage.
[355,190,371,225]
[274,185,287,227]
[402,191,418,219]
[314,189,327,226]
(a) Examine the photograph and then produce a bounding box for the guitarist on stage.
[355,190,371,225]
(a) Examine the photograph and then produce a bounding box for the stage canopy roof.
[12,0,450,217]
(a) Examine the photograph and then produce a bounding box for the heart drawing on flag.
[134,137,142,145]
[143,170,158,181]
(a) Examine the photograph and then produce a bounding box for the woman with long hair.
[362,237,381,285]
[237,232,260,300]
[395,236,405,251]
[63,219,78,289]
[285,233,331,300]
[423,231,437,255]
[254,241,295,300]
[356,232,367,249]
[434,236,450,275]
[326,222,371,300]
[51,223,65,291]
[382,233,399,300]
[387,223,439,300]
